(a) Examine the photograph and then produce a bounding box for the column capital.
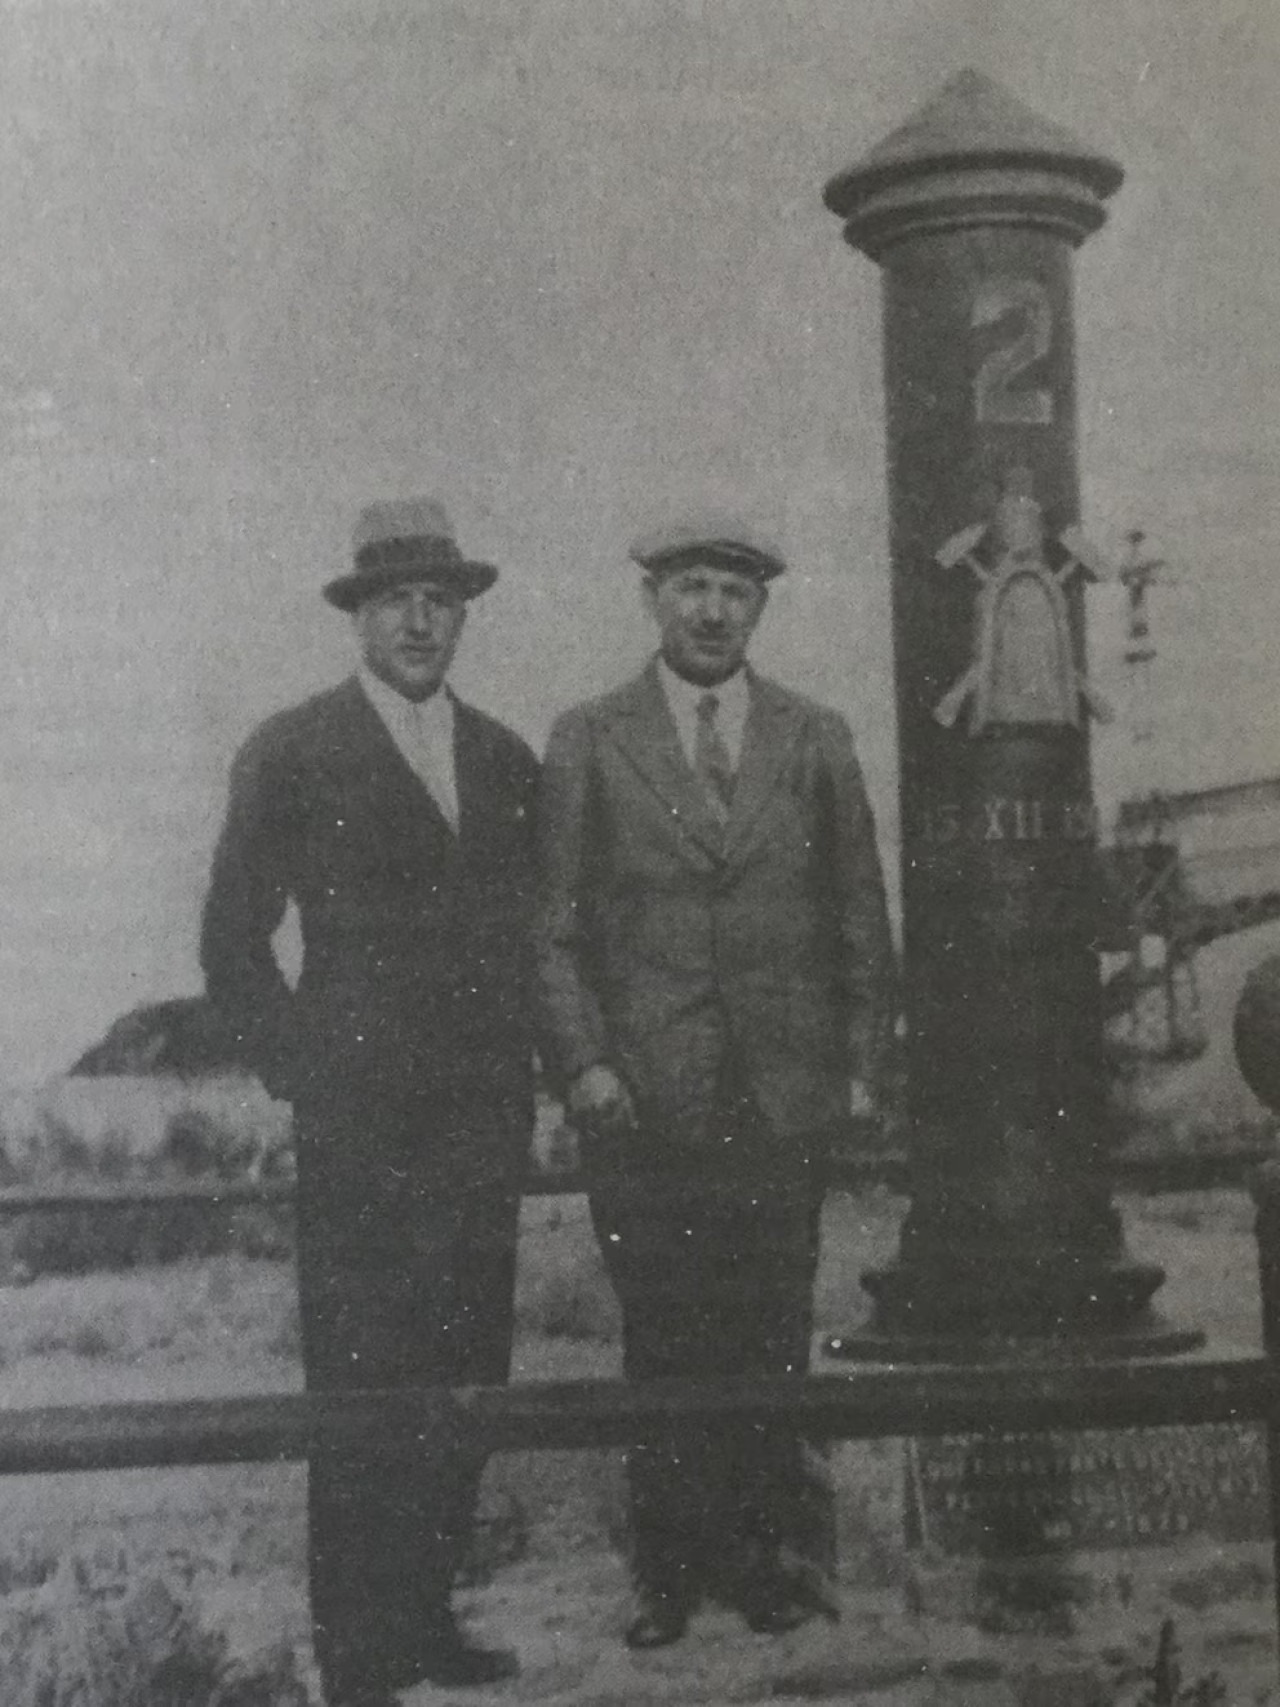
[823,69,1123,261]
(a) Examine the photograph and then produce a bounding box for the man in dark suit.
[537,515,893,1648]
[201,499,538,1707]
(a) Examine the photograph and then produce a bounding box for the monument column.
[823,70,1196,1355]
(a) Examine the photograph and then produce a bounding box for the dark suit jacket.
[201,676,539,1194]
[536,662,893,1163]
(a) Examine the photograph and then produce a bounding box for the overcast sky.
[2,0,1277,1080]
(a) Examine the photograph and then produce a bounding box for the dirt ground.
[0,1189,1273,1705]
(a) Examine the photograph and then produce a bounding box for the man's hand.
[568,1064,637,1134]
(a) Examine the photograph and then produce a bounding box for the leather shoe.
[624,1592,691,1649]
[420,1640,519,1687]
[739,1566,840,1636]
[390,1620,519,1689]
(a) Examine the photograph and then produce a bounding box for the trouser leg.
[414,1191,521,1601]
[701,1186,832,1591]
[300,1261,443,1696]
[596,1179,832,1596]
[590,1184,715,1606]
[297,1187,520,1699]
[590,1171,826,1606]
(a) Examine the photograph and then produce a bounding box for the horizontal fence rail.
[0,1165,1277,1679]
[1,1360,1278,1478]
[0,1143,1272,1214]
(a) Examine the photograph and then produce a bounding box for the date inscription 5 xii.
[918,798,1099,845]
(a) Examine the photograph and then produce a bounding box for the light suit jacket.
[536,661,893,1160]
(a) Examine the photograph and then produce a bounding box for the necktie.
[694,692,735,824]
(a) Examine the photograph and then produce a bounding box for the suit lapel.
[722,673,806,869]
[337,677,461,853]
[601,663,725,863]
[451,695,498,846]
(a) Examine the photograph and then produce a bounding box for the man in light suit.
[201,499,537,1707]
[537,516,893,1647]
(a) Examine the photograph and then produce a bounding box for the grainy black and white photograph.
[2,3,1279,1703]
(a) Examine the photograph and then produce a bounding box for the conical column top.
[824,69,1123,258]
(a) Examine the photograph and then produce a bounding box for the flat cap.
[628,510,786,582]
[323,497,499,611]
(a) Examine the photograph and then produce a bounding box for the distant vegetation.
[71,997,242,1080]
[0,1075,293,1279]
[9,919,1270,1286]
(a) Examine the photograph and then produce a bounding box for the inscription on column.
[908,1424,1268,1555]
[917,798,1099,845]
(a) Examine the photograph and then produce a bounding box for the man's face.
[354,578,467,702]
[643,560,767,686]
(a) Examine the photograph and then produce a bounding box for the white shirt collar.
[358,665,454,736]
[356,665,459,829]
[657,656,749,720]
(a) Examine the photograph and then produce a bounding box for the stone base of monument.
[826,1252,1204,1360]
[827,1319,1204,1362]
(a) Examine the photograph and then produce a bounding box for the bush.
[0,1076,295,1279]
[0,1552,310,1707]
[0,1076,294,1184]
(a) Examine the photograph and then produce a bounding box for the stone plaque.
[906,1423,1269,1555]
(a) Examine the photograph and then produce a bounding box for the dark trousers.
[588,1088,829,1607]
[294,1113,520,1700]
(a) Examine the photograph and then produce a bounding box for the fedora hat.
[628,510,786,583]
[323,498,499,612]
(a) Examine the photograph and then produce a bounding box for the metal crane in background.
[1100,532,1280,1066]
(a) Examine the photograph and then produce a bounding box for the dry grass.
[0,1075,293,1279]
[0,1186,1254,1383]
[0,1257,300,1373]
[0,1554,309,1707]
[0,1190,1267,1703]
[0,1061,1266,1702]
